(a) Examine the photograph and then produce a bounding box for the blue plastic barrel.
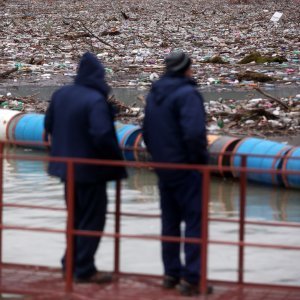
[209,136,240,176]
[116,124,139,143]
[14,114,45,144]
[133,133,150,162]
[114,121,126,132]
[116,124,142,161]
[282,147,300,188]
[232,138,292,185]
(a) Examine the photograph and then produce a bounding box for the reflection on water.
[2,147,300,285]
[121,168,159,203]
[210,177,300,223]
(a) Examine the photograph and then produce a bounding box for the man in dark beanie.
[164,51,192,74]
[143,51,209,296]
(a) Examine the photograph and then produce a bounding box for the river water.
[1,83,300,103]
[2,147,300,286]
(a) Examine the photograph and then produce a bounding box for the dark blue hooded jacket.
[143,74,208,181]
[44,52,127,183]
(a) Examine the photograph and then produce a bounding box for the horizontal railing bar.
[123,146,300,160]
[1,224,299,251]
[0,152,300,176]
[2,203,65,211]
[0,225,64,234]
[1,262,61,273]
[2,140,300,161]
[0,225,203,244]
[2,205,299,229]
[210,279,300,291]
[209,217,300,228]
[209,240,300,250]
[109,212,300,228]
[108,211,160,218]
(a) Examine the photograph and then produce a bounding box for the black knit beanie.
[165,51,192,74]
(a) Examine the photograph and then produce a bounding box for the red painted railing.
[0,140,299,296]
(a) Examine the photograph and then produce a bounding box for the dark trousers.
[62,182,108,279]
[159,171,202,285]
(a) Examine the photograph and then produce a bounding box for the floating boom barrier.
[0,109,299,189]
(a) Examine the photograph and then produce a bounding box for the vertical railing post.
[0,142,4,265]
[114,180,121,274]
[238,155,247,284]
[200,169,210,294]
[65,161,75,293]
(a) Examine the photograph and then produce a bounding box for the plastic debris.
[149,73,159,82]
[1,88,300,138]
[0,0,299,89]
[270,12,283,23]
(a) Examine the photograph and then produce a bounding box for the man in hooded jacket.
[44,52,127,283]
[143,51,209,296]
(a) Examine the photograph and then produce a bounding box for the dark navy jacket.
[143,74,208,181]
[44,52,127,183]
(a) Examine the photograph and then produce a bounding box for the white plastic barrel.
[0,109,22,140]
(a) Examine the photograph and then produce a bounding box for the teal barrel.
[114,121,126,132]
[116,124,139,143]
[13,114,45,146]
[116,123,142,161]
[231,137,292,185]
[132,132,151,162]
[282,147,300,188]
[123,128,142,161]
[208,136,240,176]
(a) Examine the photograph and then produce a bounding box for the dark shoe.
[205,285,214,295]
[75,271,113,284]
[177,280,199,296]
[177,280,214,296]
[162,275,180,289]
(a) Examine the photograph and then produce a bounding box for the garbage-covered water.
[1,0,299,89]
[2,147,300,286]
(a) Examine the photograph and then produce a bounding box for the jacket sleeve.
[177,89,209,164]
[88,99,123,160]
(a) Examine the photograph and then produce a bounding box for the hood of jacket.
[75,52,110,97]
[150,73,197,105]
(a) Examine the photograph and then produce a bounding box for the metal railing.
[0,140,299,296]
